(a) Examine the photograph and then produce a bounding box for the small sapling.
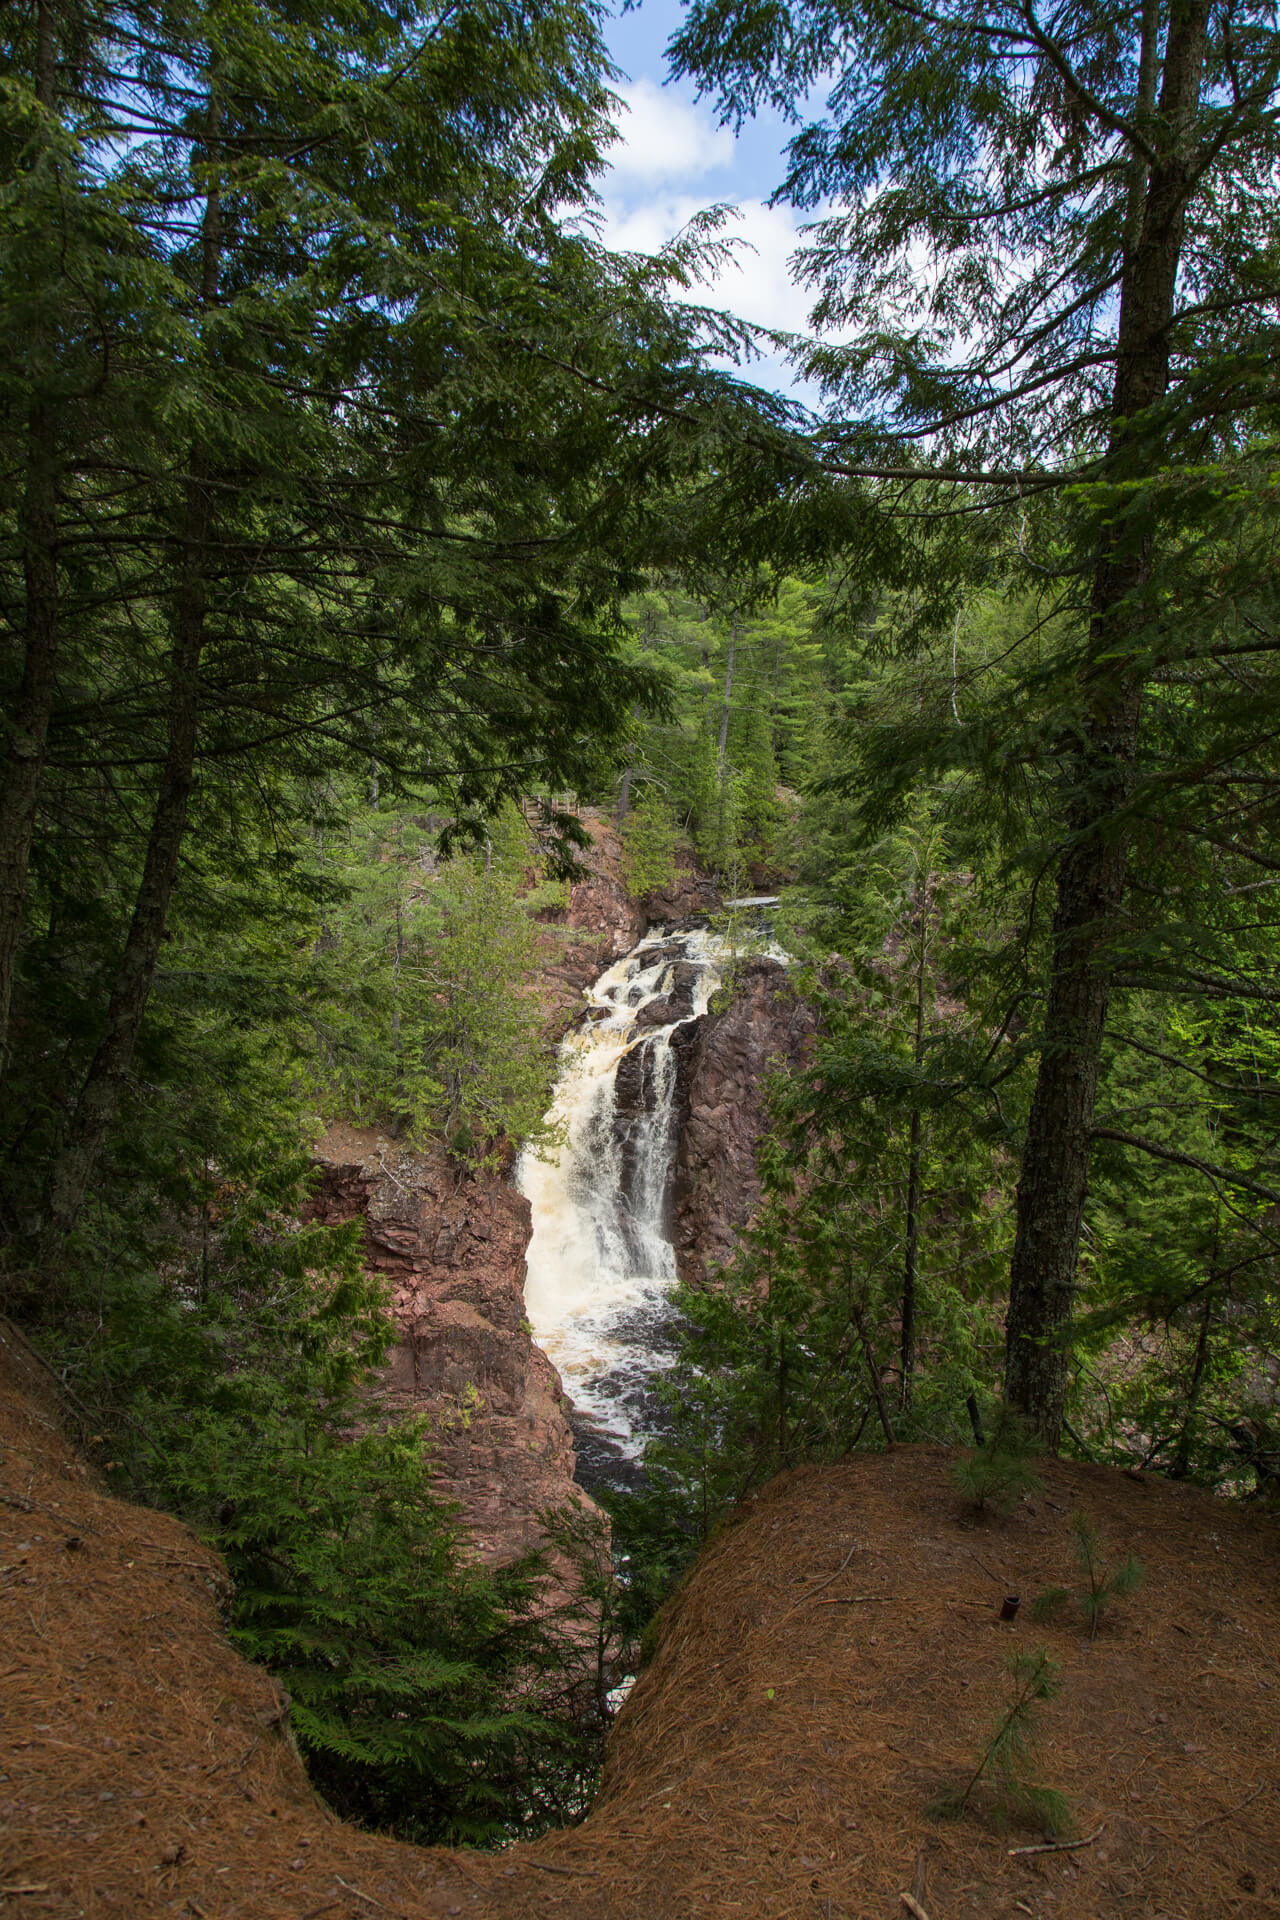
[931,1647,1072,1836]
[952,1403,1044,1515]
[1032,1511,1143,1640]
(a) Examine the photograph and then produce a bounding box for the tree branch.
[1090,1127,1280,1205]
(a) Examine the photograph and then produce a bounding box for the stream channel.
[516,926,724,1490]
[517,909,780,1490]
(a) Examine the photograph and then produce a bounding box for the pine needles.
[952,1403,1044,1515]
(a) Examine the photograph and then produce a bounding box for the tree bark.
[615,758,635,825]
[41,482,209,1247]
[39,161,222,1249]
[1172,1290,1213,1480]
[0,0,60,1073]
[1004,0,1212,1447]
[852,1303,895,1446]
[900,884,928,1411]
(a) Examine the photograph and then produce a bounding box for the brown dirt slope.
[3,1319,1278,1920]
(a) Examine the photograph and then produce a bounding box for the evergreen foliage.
[305,801,560,1167]
[620,790,684,900]
[0,0,813,1252]
[51,1156,611,1845]
[1,0,815,1837]
[613,574,825,879]
[1033,1514,1144,1642]
[932,1649,1071,1836]
[673,0,1280,1448]
[953,1406,1046,1517]
[7,0,1280,1856]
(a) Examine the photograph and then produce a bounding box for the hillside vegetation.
[3,1324,1278,1919]
[4,0,1280,1868]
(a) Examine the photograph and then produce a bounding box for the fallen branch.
[966,1548,1005,1587]
[1188,1782,1266,1833]
[900,1894,932,1920]
[779,1542,858,1620]
[333,1877,391,1913]
[1008,1823,1105,1857]
[0,1486,98,1536]
[636,1778,687,1810]
[136,1546,225,1575]
[819,1595,895,1605]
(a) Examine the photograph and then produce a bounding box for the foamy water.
[516,930,726,1459]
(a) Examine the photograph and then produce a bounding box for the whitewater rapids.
[516,929,726,1465]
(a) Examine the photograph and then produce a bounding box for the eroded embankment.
[3,1319,1278,1920]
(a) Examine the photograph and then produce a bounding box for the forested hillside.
[3,0,1279,1873]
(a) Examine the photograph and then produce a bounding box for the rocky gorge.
[308,815,813,1561]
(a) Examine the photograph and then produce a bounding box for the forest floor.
[3,1318,1278,1920]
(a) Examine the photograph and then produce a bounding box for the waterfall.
[516,928,726,1477]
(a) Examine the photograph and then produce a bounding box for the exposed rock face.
[633,958,701,1029]
[303,817,730,1562]
[671,957,817,1287]
[535,814,720,1037]
[535,816,646,1038]
[637,849,720,927]
[308,1126,578,1564]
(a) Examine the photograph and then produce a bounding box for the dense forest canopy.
[671,0,1280,1444]
[0,0,817,1841]
[3,0,1280,1852]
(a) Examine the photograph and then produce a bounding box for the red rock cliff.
[309,1127,578,1564]
[535,811,718,1036]
[307,814,727,1561]
[671,956,817,1287]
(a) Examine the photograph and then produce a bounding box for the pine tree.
[1,0,811,1251]
[672,0,1280,1443]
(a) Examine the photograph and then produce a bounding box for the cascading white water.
[516,928,726,1465]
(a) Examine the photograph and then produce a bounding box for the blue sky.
[593,0,826,400]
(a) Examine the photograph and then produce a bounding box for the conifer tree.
[1,0,810,1249]
[672,0,1280,1443]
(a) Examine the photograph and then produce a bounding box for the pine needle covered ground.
[2,1321,1277,1920]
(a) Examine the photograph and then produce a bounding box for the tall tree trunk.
[40,168,222,1249]
[41,482,209,1247]
[1172,1290,1213,1480]
[900,882,928,1411]
[615,757,635,825]
[852,1303,895,1446]
[1004,0,1212,1447]
[716,616,737,776]
[1122,0,1163,269]
[0,0,60,1073]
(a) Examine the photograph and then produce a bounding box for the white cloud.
[604,194,817,338]
[605,78,735,187]
[595,83,833,399]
